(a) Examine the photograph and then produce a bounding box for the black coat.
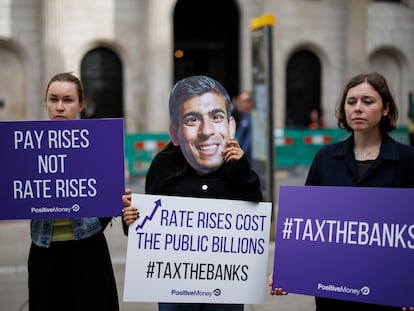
[146,142,263,202]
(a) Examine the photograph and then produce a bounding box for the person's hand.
[223,139,244,162]
[402,307,414,311]
[270,287,288,296]
[268,273,288,296]
[122,188,131,207]
[122,189,139,226]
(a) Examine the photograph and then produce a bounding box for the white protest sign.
[123,194,272,304]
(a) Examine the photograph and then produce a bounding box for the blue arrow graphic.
[135,199,161,232]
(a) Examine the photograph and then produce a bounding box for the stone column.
[144,0,175,132]
[345,0,369,79]
[41,0,65,115]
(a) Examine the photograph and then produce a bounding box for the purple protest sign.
[0,119,125,219]
[273,185,414,308]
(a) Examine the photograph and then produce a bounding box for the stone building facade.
[1,0,413,132]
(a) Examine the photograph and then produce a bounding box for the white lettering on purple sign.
[281,217,414,249]
[12,128,97,200]
[13,129,90,150]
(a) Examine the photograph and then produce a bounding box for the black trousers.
[28,231,119,311]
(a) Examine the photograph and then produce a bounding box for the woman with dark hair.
[271,72,414,311]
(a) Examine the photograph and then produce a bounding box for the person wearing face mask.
[28,72,119,311]
[122,75,262,311]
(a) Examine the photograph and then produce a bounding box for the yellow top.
[52,218,75,241]
[251,14,276,30]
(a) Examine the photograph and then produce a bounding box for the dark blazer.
[306,133,414,188]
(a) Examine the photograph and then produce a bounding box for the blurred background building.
[1,0,413,132]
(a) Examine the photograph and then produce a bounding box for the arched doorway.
[285,50,321,128]
[80,47,123,118]
[173,0,239,97]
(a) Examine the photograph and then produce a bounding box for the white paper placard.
[123,194,272,304]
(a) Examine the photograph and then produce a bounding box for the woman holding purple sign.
[270,72,414,310]
[28,72,119,311]
[306,72,414,310]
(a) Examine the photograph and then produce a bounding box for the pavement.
[0,167,316,311]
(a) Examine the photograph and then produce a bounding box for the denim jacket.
[30,217,102,248]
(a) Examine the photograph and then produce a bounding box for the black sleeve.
[305,148,323,186]
[122,218,129,236]
[99,217,112,231]
[222,154,263,202]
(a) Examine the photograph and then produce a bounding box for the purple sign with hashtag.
[0,119,125,219]
[272,185,414,308]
